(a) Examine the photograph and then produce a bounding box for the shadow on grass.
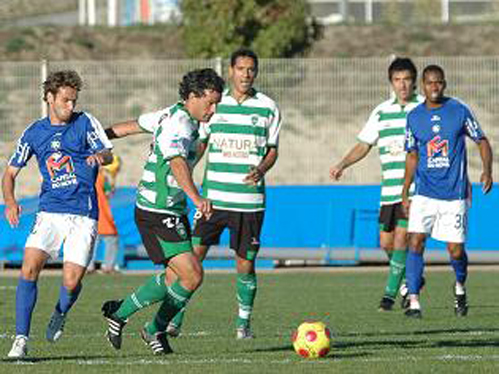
[340,326,499,338]
[0,352,147,363]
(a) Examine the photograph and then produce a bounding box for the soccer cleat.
[166,322,181,338]
[404,308,422,319]
[46,309,66,342]
[454,286,468,317]
[236,326,255,339]
[378,296,395,311]
[140,328,174,355]
[101,299,127,350]
[7,335,28,358]
[401,277,426,309]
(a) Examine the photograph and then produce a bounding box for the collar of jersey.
[391,93,420,105]
[225,87,257,103]
[175,102,197,123]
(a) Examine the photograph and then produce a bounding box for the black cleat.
[378,296,395,311]
[404,308,422,319]
[140,328,174,355]
[454,287,468,317]
[102,299,127,350]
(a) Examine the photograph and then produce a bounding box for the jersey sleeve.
[138,109,167,133]
[156,113,194,160]
[85,112,113,151]
[404,114,418,152]
[357,107,380,145]
[8,129,34,168]
[462,104,485,142]
[267,103,282,147]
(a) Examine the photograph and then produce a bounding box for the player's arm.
[402,150,418,214]
[170,156,212,218]
[244,147,278,185]
[2,165,22,228]
[87,149,114,167]
[477,137,493,194]
[329,142,372,181]
[193,141,208,168]
[105,120,144,139]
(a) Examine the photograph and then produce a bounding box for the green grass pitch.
[1,267,499,373]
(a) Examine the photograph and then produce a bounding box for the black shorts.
[378,202,408,232]
[134,207,192,265]
[192,209,265,261]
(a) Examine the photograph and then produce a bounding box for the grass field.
[1,266,499,373]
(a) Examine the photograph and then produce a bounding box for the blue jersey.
[8,111,112,219]
[405,97,485,200]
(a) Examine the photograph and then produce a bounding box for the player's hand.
[480,172,493,194]
[244,166,264,186]
[401,197,411,217]
[329,165,344,181]
[86,153,106,167]
[194,197,212,220]
[5,202,21,228]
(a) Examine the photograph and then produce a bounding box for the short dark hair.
[43,70,83,102]
[388,57,417,82]
[422,64,445,81]
[230,48,259,71]
[178,68,225,101]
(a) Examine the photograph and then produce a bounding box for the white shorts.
[26,212,98,267]
[408,195,469,243]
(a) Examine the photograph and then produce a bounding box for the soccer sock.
[115,273,168,320]
[236,273,257,328]
[56,283,82,314]
[169,306,186,329]
[15,277,38,337]
[406,249,424,295]
[384,249,407,299]
[145,280,193,335]
[450,250,468,286]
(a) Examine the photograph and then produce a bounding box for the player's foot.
[404,308,422,319]
[101,299,127,350]
[140,327,173,355]
[236,326,254,339]
[378,296,395,311]
[7,335,28,358]
[399,283,410,309]
[166,322,181,338]
[46,309,66,342]
[454,284,468,317]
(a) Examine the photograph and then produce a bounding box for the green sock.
[115,273,168,320]
[236,273,257,328]
[170,307,186,329]
[146,280,193,335]
[384,249,407,299]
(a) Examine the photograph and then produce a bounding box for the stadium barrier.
[1,184,498,270]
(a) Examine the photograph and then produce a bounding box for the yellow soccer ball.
[292,321,331,359]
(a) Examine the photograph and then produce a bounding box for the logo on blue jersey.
[427,136,450,168]
[46,152,77,188]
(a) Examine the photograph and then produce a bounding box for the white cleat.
[46,310,66,342]
[236,327,254,340]
[8,335,28,358]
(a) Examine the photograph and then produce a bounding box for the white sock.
[455,282,466,296]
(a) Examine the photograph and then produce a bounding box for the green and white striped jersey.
[135,103,199,216]
[200,89,282,212]
[357,94,424,206]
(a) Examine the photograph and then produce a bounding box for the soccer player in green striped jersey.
[99,68,224,355]
[168,48,282,339]
[330,58,423,312]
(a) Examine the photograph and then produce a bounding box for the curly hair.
[388,57,417,83]
[43,70,83,102]
[178,68,225,101]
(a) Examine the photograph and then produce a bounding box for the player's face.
[229,56,257,98]
[390,70,415,105]
[188,89,221,122]
[422,71,446,106]
[47,86,78,124]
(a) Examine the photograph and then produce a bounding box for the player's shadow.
[250,344,371,360]
[340,326,499,338]
[1,352,145,363]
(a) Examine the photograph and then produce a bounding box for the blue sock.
[450,251,468,285]
[406,250,424,294]
[15,277,38,337]
[56,283,82,314]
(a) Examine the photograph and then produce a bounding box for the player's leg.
[101,235,119,273]
[232,211,264,339]
[448,242,468,316]
[167,210,226,336]
[142,251,203,354]
[47,215,97,343]
[8,247,48,358]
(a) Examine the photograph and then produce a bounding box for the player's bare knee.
[20,265,41,281]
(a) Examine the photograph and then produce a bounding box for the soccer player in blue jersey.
[2,70,113,358]
[401,65,493,318]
